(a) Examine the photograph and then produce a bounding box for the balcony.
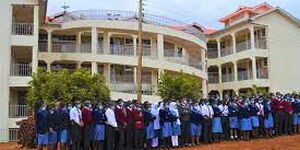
[110,83,153,95]
[52,43,77,53]
[222,73,234,82]
[12,23,33,35]
[236,40,251,52]
[10,64,32,76]
[208,73,219,84]
[97,44,104,54]
[79,43,92,53]
[255,39,267,49]
[221,47,233,57]
[9,105,29,118]
[257,68,268,79]
[38,42,47,52]
[238,71,251,81]
[207,50,218,59]
[110,44,134,56]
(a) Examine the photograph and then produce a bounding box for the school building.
[0,0,299,142]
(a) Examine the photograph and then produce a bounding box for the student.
[190,101,202,146]
[115,99,129,150]
[159,101,172,149]
[82,101,93,150]
[228,100,239,140]
[35,101,49,150]
[169,102,181,148]
[201,100,213,144]
[150,103,161,149]
[133,105,145,150]
[58,103,70,150]
[212,101,223,142]
[218,100,229,140]
[92,103,107,150]
[144,102,156,149]
[256,97,265,137]
[125,101,135,150]
[48,103,60,150]
[179,100,191,147]
[249,99,260,139]
[239,101,252,141]
[263,99,274,138]
[105,102,118,150]
[70,101,84,150]
[292,96,300,134]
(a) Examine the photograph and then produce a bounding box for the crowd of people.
[35,92,300,150]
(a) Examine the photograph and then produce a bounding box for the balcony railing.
[10,64,32,76]
[12,23,33,35]
[189,57,203,70]
[208,73,219,83]
[236,40,251,52]
[222,73,234,82]
[9,105,29,118]
[207,50,218,59]
[98,44,104,54]
[52,43,77,53]
[38,42,48,52]
[142,46,158,59]
[257,68,268,79]
[255,39,267,49]
[110,83,153,95]
[0,128,19,142]
[110,44,134,56]
[79,43,91,53]
[221,47,233,57]
[164,56,185,65]
[238,71,251,81]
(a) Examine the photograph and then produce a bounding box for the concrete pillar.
[103,31,110,54]
[133,36,137,56]
[201,48,206,71]
[202,79,208,98]
[103,64,111,84]
[151,70,158,93]
[233,61,238,81]
[76,61,82,69]
[157,34,164,60]
[91,62,97,74]
[76,32,82,52]
[182,48,188,64]
[218,65,222,83]
[217,38,221,58]
[158,69,164,79]
[47,63,51,71]
[249,25,255,49]
[32,5,39,73]
[47,30,52,52]
[231,33,236,53]
[252,57,257,80]
[134,67,137,83]
[219,90,223,100]
[91,27,98,54]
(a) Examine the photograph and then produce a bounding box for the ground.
[1,135,300,150]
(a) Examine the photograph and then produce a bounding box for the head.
[84,101,92,108]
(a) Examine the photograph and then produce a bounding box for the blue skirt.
[48,131,58,144]
[241,118,252,131]
[251,116,260,128]
[37,133,48,145]
[172,121,181,136]
[264,113,274,129]
[58,129,68,143]
[162,122,172,137]
[93,124,105,141]
[229,116,239,129]
[298,115,300,124]
[146,122,155,139]
[212,117,223,133]
[190,123,201,136]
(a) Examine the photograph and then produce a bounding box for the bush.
[16,116,36,148]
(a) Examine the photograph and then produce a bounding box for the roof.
[219,2,274,23]
[203,28,217,34]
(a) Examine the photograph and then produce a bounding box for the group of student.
[35,92,300,150]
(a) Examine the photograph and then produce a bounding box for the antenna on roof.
[62,1,70,12]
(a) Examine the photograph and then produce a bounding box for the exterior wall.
[254,12,300,93]
[0,0,11,142]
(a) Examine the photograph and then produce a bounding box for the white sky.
[47,0,300,29]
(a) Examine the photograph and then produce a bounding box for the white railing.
[189,57,203,70]
[221,47,233,57]
[12,23,33,35]
[207,50,218,59]
[257,69,268,79]
[222,73,234,82]
[236,40,251,52]
[98,44,104,54]
[142,46,158,59]
[52,43,77,53]
[208,73,219,83]
[0,128,19,142]
[10,64,32,76]
[38,42,48,52]
[79,43,92,53]
[110,83,153,95]
[238,71,251,81]
[255,39,267,49]
[164,56,185,65]
[9,105,29,118]
[110,44,134,56]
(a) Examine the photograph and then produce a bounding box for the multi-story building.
[205,2,300,98]
[0,0,207,141]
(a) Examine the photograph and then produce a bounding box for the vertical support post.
[76,32,82,52]
[202,79,208,98]
[91,27,98,54]
[137,0,144,102]
[47,30,52,52]
[32,5,39,73]
[133,36,137,56]
[233,61,238,81]
[92,62,97,74]
[218,65,222,83]
[157,34,164,60]
[217,38,221,58]
[231,33,236,53]
[252,57,257,80]
[249,25,255,49]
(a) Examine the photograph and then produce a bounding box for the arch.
[208,65,219,84]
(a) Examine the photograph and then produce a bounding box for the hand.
[49,128,54,133]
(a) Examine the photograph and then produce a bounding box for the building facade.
[0,0,208,141]
[206,3,300,98]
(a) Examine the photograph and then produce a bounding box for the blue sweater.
[36,110,48,134]
[92,108,107,125]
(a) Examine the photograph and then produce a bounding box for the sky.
[47,0,300,29]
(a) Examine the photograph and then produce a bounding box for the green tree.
[26,68,110,108]
[157,72,202,100]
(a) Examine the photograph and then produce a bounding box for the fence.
[110,44,134,56]
[10,64,32,76]
[109,83,153,95]
[52,43,77,53]
[222,73,234,82]
[208,73,219,83]
[207,50,218,59]
[12,23,33,35]
[9,105,29,118]
[238,71,251,81]
[221,47,233,57]
[236,40,251,52]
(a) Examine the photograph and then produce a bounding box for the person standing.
[228,100,239,140]
[35,101,49,150]
[144,102,156,149]
[179,100,191,147]
[249,99,260,139]
[133,105,145,150]
[263,99,274,138]
[81,101,94,150]
[212,101,223,142]
[201,100,213,144]
[159,101,172,149]
[70,101,84,150]
[92,103,107,150]
[239,101,252,141]
[114,99,129,150]
[218,100,229,140]
[105,102,118,150]
[48,103,60,150]
[150,103,161,149]
[58,103,70,150]
[256,97,265,137]
[169,102,181,148]
[190,101,202,146]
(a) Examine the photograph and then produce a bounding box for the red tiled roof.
[203,28,217,34]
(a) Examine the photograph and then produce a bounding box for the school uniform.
[256,102,265,136]
[159,108,173,138]
[218,104,229,139]
[133,110,145,149]
[201,104,214,143]
[212,105,223,133]
[92,107,107,141]
[150,104,161,148]
[144,110,156,140]
[115,105,129,150]
[82,106,93,150]
[48,110,60,145]
[228,104,239,129]
[272,98,286,135]
[179,104,190,146]
[58,108,70,144]
[69,106,83,150]
[239,105,252,131]
[169,102,181,147]
[190,106,202,137]
[249,104,260,128]
[263,103,274,129]
[105,107,118,150]
[36,109,49,146]
[292,101,300,125]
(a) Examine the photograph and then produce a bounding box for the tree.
[157,72,202,100]
[26,68,110,108]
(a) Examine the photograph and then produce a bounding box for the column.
[182,48,188,64]
[103,64,111,84]
[76,61,82,69]
[103,31,110,54]
[233,61,238,81]
[217,38,221,58]
[158,69,164,79]
[76,32,82,53]
[47,30,52,52]
[134,67,137,84]
[91,27,98,54]
[47,63,51,71]
[201,48,206,71]
[91,62,97,74]
[231,33,236,53]
[157,34,164,60]
[218,65,222,83]
[202,79,208,98]
[133,35,137,56]
[151,70,158,93]
[249,25,255,49]
[252,57,257,80]
[32,5,39,73]
[219,90,223,100]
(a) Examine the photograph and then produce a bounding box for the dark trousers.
[287,113,293,134]
[221,116,229,140]
[105,125,115,150]
[116,126,126,150]
[83,124,93,150]
[180,121,190,145]
[275,111,285,135]
[134,129,145,149]
[202,118,212,144]
[70,123,82,150]
[258,115,265,136]
[126,123,134,150]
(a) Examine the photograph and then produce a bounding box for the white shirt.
[218,104,229,116]
[201,104,214,118]
[105,108,118,128]
[256,103,264,116]
[70,107,82,125]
